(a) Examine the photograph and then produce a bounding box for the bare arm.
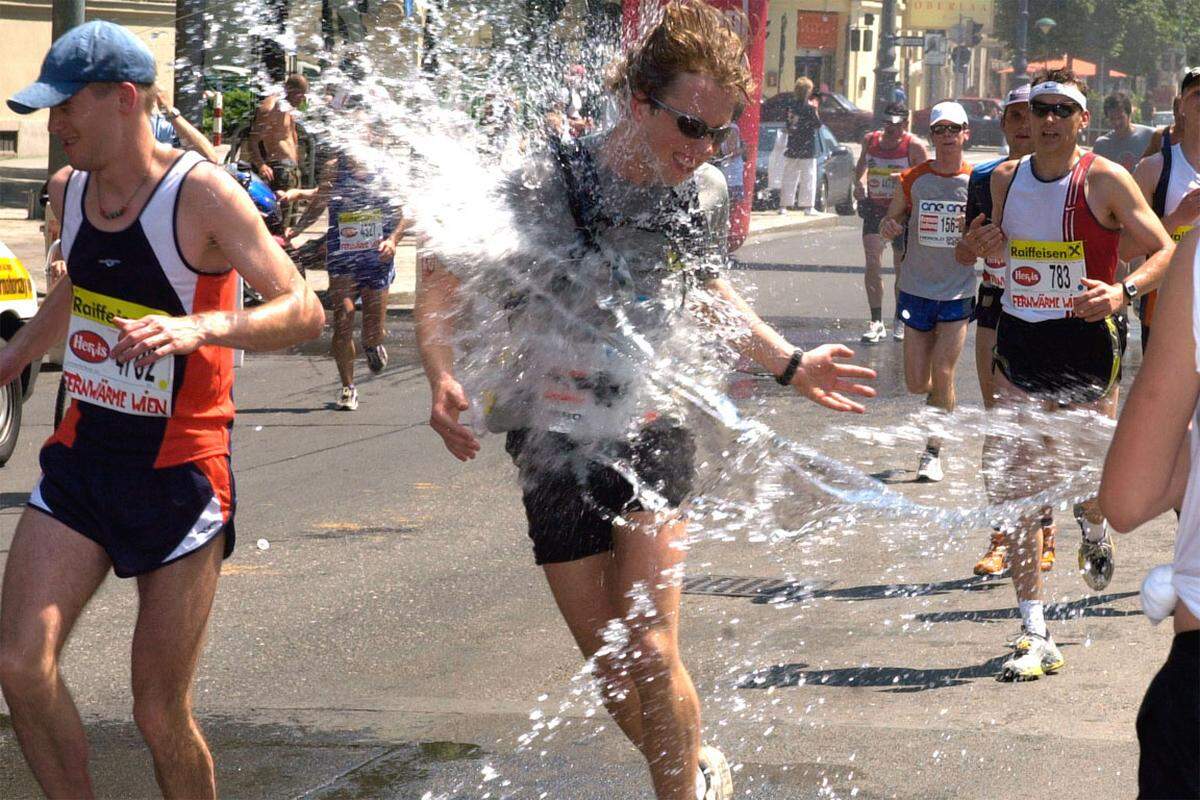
[109,163,324,365]
[1101,230,1200,530]
[853,135,870,200]
[877,183,909,240]
[170,114,219,163]
[702,277,876,413]
[288,158,336,236]
[1120,154,1162,261]
[415,256,479,460]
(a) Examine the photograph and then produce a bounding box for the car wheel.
[835,186,856,216]
[815,178,830,212]
[0,375,22,467]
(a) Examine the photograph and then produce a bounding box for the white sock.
[696,766,707,800]
[1082,517,1109,544]
[1018,600,1047,638]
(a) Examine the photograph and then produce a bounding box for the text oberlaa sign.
[796,11,839,51]
[907,0,994,31]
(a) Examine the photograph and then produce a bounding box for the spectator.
[780,77,821,214]
[715,119,745,207]
[148,90,218,162]
[1093,92,1154,172]
[248,73,308,223]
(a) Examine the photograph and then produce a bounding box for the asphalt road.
[0,216,1174,800]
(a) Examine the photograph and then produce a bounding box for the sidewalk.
[0,203,836,314]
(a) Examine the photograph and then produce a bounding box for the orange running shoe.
[1040,525,1056,572]
[974,531,1008,576]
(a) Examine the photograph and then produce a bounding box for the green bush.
[202,86,257,138]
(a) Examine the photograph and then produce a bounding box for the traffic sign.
[889,34,925,47]
[924,32,947,66]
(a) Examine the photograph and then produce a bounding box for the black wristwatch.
[775,349,804,386]
[1122,280,1139,305]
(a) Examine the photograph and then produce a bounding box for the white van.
[0,240,42,466]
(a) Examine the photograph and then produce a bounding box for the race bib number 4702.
[62,287,174,417]
[916,199,965,247]
[1006,240,1087,313]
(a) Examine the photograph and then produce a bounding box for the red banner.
[621,0,769,250]
[796,11,839,51]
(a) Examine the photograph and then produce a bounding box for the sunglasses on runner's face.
[1030,100,1082,119]
[649,96,735,148]
[929,124,963,135]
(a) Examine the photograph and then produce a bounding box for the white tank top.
[1175,242,1200,618]
[1163,143,1200,239]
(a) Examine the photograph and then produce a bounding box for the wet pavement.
[0,216,1170,799]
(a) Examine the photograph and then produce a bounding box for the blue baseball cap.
[8,20,156,115]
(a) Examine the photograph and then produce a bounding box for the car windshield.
[758,124,784,153]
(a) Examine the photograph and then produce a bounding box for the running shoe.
[892,324,905,341]
[777,207,788,215]
[336,384,358,411]
[998,632,1064,682]
[861,320,888,343]
[1040,524,1056,572]
[916,451,943,482]
[698,745,733,800]
[365,344,388,374]
[973,531,1008,576]
[1075,505,1115,590]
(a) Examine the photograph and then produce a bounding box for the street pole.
[175,0,207,126]
[1012,0,1029,88]
[873,0,897,118]
[48,0,84,176]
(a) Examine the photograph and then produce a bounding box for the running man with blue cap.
[0,20,324,797]
[972,69,1174,681]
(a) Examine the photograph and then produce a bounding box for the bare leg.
[928,319,969,413]
[0,509,111,798]
[329,275,358,387]
[611,511,699,800]
[902,326,935,396]
[543,554,646,754]
[359,286,388,351]
[130,534,225,800]
[862,234,886,313]
[974,324,998,410]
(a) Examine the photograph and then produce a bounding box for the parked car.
[913,97,1003,147]
[754,122,857,215]
[760,91,874,142]
[0,240,42,466]
[1152,110,1175,128]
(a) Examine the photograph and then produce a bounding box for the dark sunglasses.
[649,96,735,147]
[1030,100,1082,119]
[929,124,963,135]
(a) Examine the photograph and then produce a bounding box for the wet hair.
[1103,92,1132,117]
[285,74,309,94]
[607,0,753,105]
[794,76,814,103]
[1032,68,1089,97]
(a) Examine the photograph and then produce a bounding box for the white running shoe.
[892,324,905,341]
[336,385,358,411]
[998,632,1064,681]
[916,451,943,482]
[861,320,888,343]
[698,745,733,800]
[777,206,789,215]
[365,344,388,374]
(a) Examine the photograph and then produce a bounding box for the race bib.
[1006,240,1086,313]
[866,166,900,200]
[982,255,1006,288]
[916,199,965,247]
[337,209,384,253]
[1172,225,1195,242]
[535,340,636,439]
[62,287,174,417]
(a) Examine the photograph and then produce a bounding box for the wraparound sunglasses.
[649,96,736,148]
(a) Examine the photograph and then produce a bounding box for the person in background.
[1092,92,1154,173]
[779,77,821,215]
[149,89,218,162]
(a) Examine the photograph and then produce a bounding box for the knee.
[0,646,55,697]
[904,371,930,395]
[627,628,678,685]
[133,692,191,749]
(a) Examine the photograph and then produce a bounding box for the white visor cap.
[929,101,969,127]
[1029,81,1088,109]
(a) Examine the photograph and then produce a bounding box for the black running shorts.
[1136,630,1199,799]
[859,202,904,251]
[505,423,696,565]
[972,284,1004,330]
[29,443,236,578]
[993,312,1126,404]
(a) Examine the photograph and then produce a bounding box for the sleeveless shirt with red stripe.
[864,131,913,206]
[999,152,1120,322]
[51,151,238,468]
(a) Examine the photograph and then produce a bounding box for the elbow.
[1098,485,1140,533]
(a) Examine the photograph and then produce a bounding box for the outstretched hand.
[789,344,877,413]
[430,375,480,461]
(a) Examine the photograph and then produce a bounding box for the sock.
[1081,517,1108,543]
[870,306,882,323]
[696,766,707,800]
[924,441,940,458]
[1018,600,1047,638]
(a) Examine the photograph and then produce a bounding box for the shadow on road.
[0,492,30,510]
[737,653,1020,693]
[913,591,1140,624]
[748,575,1008,605]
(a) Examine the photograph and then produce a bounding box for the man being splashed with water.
[416,2,876,798]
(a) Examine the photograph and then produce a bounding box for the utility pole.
[48,0,85,176]
[1012,0,1030,88]
[175,0,207,126]
[873,0,897,118]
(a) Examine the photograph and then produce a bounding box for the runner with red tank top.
[0,21,324,797]
[854,101,927,342]
[980,70,1174,682]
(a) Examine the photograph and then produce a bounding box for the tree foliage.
[993,0,1200,78]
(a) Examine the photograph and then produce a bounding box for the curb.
[746,213,845,238]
